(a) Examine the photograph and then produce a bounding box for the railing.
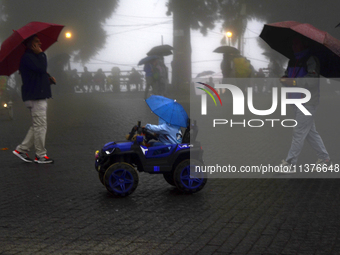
[74,70,146,93]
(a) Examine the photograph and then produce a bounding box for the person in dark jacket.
[13,35,56,164]
[279,36,331,172]
[144,59,158,99]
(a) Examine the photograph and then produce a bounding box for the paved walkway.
[1,91,339,254]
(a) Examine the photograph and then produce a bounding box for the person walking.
[279,36,331,170]
[157,57,169,96]
[13,35,56,164]
[144,59,158,99]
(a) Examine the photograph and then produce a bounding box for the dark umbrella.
[147,44,173,56]
[260,21,340,78]
[138,55,159,66]
[0,21,64,76]
[196,71,215,78]
[213,46,240,55]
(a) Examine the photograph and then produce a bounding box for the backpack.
[233,57,252,78]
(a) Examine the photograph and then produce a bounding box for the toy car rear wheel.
[163,173,175,186]
[174,159,207,193]
[104,162,139,197]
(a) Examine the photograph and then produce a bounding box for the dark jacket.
[19,49,51,101]
[284,49,320,105]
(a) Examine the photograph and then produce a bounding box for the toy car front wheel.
[174,159,207,193]
[104,162,139,197]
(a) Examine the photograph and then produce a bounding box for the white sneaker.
[279,159,296,173]
[312,158,333,172]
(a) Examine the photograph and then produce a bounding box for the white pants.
[286,105,329,165]
[16,99,48,157]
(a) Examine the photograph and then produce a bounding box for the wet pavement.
[1,89,340,254]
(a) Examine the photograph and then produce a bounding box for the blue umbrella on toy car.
[145,95,188,128]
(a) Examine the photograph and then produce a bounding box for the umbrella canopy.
[138,55,159,66]
[145,95,188,128]
[147,44,173,56]
[213,46,240,55]
[259,21,340,78]
[196,71,215,78]
[262,51,277,58]
[0,21,64,76]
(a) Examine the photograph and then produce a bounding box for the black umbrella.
[213,46,240,55]
[196,71,215,78]
[147,44,173,56]
[260,21,340,78]
[138,55,159,66]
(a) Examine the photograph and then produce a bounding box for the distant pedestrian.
[207,76,216,93]
[13,35,55,164]
[233,56,252,94]
[107,67,121,92]
[93,68,106,92]
[80,67,93,92]
[144,59,158,99]
[220,53,235,80]
[128,68,142,91]
[157,57,169,96]
[256,68,265,93]
[279,36,331,170]
[220,53,236,94]
[69,69,80,92]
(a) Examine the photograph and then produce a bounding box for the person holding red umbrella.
[12,34,56,164]
[0,21,63,163]
[279,36,332,171]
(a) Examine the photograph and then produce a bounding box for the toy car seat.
[182,119,198,143]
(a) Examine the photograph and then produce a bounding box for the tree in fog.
[166,0,219,94]
[0,0,119,63]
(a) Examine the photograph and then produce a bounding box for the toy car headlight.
[3,103,7,108]
[105,148,115,155]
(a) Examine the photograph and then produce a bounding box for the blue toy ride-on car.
[95,120,207,197]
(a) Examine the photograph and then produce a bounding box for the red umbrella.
[260,21,340,78]
[0,21,64,76]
